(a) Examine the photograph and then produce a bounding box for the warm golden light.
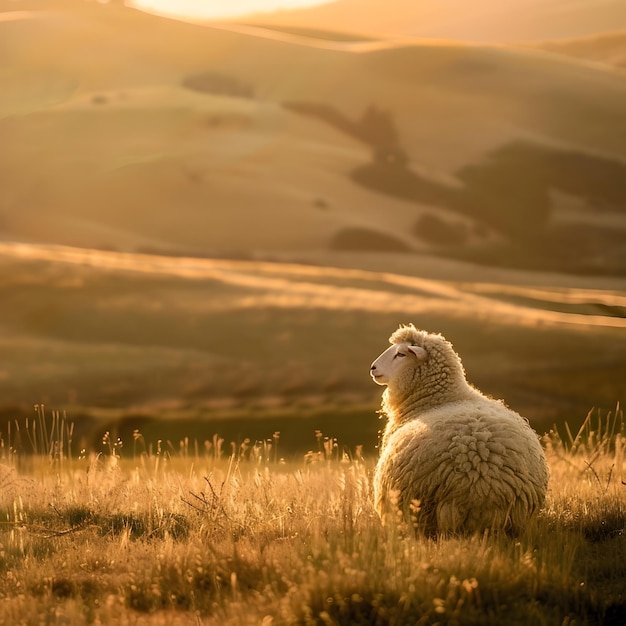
[129,0,332,19]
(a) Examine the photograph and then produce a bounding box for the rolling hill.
[243,0,626,43]
[536,30,626,71]
[1,1,626,274]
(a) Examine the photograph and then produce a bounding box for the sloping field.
[0,243,624,451]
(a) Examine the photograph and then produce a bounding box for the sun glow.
[129,0,333,20]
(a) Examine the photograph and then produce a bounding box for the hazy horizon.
[129,0,333,19]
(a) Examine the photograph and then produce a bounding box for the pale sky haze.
[129,0,332,19]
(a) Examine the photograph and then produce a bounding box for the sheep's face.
[370,341,427,386]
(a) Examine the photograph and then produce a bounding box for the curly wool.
[372,324,549,535]
[379,326,469,444]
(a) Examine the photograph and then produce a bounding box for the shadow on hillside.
[284,101,626,274]
[283,101,408,166]
[353,143,626,273]
[182,72,255,99]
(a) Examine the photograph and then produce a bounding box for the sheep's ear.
[408,345,427,362]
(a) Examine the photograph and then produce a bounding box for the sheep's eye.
[394,352,407,359]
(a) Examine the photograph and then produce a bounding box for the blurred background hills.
[1,0,625,455]
[244,0,626,43]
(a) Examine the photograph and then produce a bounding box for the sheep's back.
[374,398,549,534]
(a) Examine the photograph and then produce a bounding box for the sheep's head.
[370,324,468,401]
[370,341,427,386]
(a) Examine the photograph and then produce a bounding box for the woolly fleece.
[372,324,549,535]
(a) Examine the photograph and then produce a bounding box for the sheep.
[370,324,549,536]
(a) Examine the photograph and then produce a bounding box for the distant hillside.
[0,243,624,439]
[244,0,626,42]
[1,1,626,274]
[536,30,626,70]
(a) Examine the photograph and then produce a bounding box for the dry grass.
[1,248,625,441]
[0,408,623,625]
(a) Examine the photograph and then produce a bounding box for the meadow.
[1,243,625,455]
[0,407,623,625]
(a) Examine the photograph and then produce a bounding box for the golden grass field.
[0,241,624,457]
[0,407,623,625]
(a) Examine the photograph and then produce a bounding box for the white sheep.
[370,324,549,536]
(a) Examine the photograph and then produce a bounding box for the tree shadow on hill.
[182,72,255,99]
[352,156,551,241]
[353,142,626,272]
[284,100,626,273]
[283,102,409,167]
